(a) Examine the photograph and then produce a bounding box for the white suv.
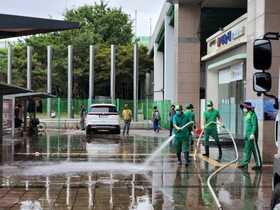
[85,103,121,134]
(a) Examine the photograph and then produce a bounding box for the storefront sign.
[217,31,231,47]
[209,39,216,47]
[230,63,243,81]
[219,63,243,84]
[232,27,244,39]
[216,27,244,47]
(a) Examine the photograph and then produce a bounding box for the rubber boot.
[184,152,189,166]
[218,145,222,155]
[203,146,209,157]
[176,153,182,165]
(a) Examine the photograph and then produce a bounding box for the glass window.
[90,106,117,113]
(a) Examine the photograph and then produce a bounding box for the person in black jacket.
[15,104,23,128]
[36,100,43,113]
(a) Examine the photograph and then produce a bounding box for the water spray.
[143,121,194,166]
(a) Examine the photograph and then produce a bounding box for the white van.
[85,103,121,134]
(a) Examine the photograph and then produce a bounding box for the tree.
[0,49,8,82]
[94,44,153,99]
[64,1,134,46]
[7,1,153,99]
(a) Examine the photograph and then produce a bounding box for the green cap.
[186,104,191,108]
[175,104,182,110]
[206,101,213,106]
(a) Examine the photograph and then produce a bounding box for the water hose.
[194,121,239,210]
[174,121,194,135]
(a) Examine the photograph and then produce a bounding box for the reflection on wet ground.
[0,129,273,209]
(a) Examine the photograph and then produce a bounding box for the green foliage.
[92,44,153,99]
[8,0,154,99]
[0,49,8,82]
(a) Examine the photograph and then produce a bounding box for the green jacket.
[173,113,191,137]
[245,110,258,136]
[184,110,195,124]
[202,108,220,129]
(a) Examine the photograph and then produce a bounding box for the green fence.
[37,98,172,129]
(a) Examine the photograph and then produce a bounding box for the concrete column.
[247,0,280,163]
[153,43,164,101]
[89,45,94,102]
[110,45,116,104]
[145,72,153,100]
[133,44,139,121]
[47,46,52,118]
[7,45,12,84]
[27,46,32,90]
[173,3,200,112]
[164,15,175,103]
[68,45,73,119]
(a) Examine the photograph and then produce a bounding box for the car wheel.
[116,129,120,134]
[271,182,280,209]
[86,128,90,134]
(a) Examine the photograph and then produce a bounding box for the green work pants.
[241,134,262,167]
[204,129,220,146]
[174,136,189,153]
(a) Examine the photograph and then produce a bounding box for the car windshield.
[90,106,117,113]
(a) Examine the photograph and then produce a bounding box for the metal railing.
[32,98,172,130]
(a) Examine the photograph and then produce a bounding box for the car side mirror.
[253,72,272,92]
[253,39,272,70]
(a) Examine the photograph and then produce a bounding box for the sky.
[0,0,164,37]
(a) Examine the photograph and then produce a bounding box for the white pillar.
[164,15,175,103]
[7,45,12,84]
[67,45,73,119]
[47,46,52,118]
[153,43,164,101]
[110,45,116,103]
[89,45,94,101]
[133,44,139,121]
[27,46,32,90]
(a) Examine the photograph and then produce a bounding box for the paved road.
[0,128,273,209]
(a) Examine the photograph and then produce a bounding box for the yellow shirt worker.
[122,104,132,135]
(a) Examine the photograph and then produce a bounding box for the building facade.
[202,14,247,136]
[149,0,280,163]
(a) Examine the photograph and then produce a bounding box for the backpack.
[154,111,161,121]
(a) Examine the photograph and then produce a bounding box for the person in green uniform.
[185,104,196,145]
[173,104,193,166]
[238,102,262,170]
[201,100,225,157]
[240,170,262,209]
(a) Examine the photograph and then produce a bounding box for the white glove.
[191,131,194,135]
[250,134,255,140]
[201,126,205,130]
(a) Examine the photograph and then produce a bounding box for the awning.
[4,92,56,99]
[0,82,33,95]
[0,13,79,39]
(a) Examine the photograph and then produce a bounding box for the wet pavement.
[0,128,274,210]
